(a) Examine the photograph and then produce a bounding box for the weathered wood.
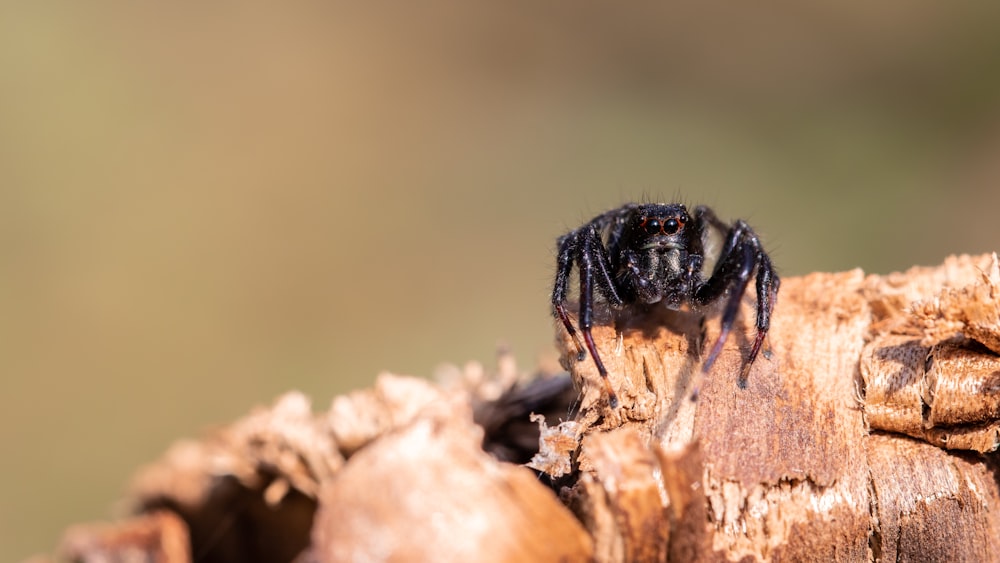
[56,254,1000,562]
[313,403,592,562]
[540,268,874,561]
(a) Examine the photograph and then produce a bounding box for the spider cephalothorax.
[552,203,779,408]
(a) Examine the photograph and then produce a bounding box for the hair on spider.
[551,202,779,409]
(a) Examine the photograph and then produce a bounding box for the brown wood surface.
[56,254,1000,562]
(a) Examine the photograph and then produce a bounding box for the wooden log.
[57,254,1000,562]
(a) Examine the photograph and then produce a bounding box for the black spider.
[552,203,779,408]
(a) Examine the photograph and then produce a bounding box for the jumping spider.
[552,203,779,408]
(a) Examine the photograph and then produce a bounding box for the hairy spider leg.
[582,225,625,309]
[693,205,732,237]
[602,207,634,257]
[576,226,622,409]
[694,220,768,377]
[552,233,587,361]
[703,245,755,377]
[743,268,780,381]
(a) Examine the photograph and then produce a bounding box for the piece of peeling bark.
[53,253,1000,563]
[861,253,1000,452]
[912,253,1000,354]
[569,428,671,562]
[327,373,446,456]
[60,510,190,563]
[862,253,998,328]
[312,398,592,563]
[123,391,334,563]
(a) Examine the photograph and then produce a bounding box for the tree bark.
[57,254,1000,562]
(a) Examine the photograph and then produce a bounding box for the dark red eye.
[641,217,661,234]
[663,218,680,234]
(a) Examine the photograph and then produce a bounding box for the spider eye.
[663,218,681,234]
[641,217,661,234]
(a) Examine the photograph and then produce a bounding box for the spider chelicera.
[552,203,779,408]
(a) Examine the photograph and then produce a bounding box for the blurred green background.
[2,2,1000,559]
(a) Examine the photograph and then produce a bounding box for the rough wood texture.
[861,255,1000,452]
[55,254,1000,562]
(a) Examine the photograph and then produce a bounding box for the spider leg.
[699,242,755,375]
[552,222,625,354]
[602,203,640,255]
[695,220,778,380]
[743,257,780,380]
[694,205,731,233]
[552,207,636,409]
[577,225,623,408]
[552,233,587,361]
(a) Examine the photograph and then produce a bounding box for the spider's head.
[629,203,693,252]
[616,203,701,306]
